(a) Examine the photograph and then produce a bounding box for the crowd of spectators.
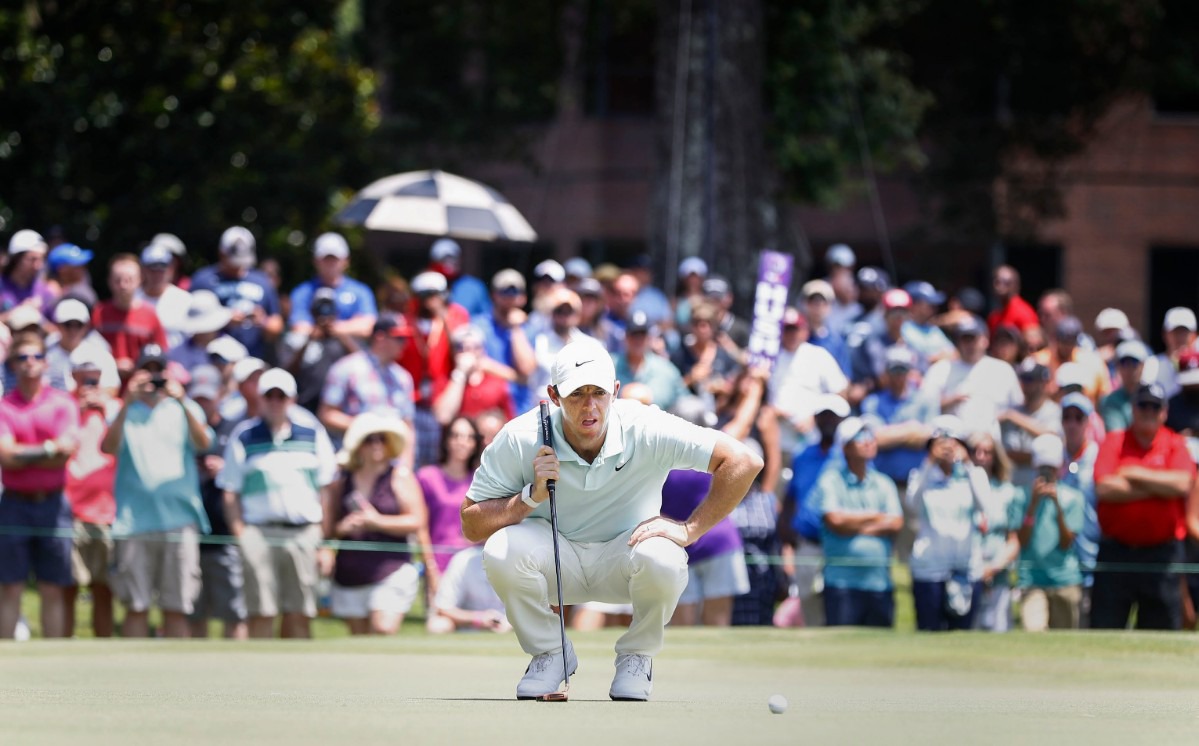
[0,227,1196,640]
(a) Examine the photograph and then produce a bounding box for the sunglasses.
[1117,357,1141,366]
[61,321,87,330]
[262,390,289,401]
[1062,411,1087,422]
[1135,401,1163,412]
[552,305,576,315]
[12,353,45,362]
[496,286,524,297]
[77,377,102,388]
[363,433,388,445]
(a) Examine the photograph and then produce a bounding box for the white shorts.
[679,549,750,605]
[331,564,420,619]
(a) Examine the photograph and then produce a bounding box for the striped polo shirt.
[217,416,337,526]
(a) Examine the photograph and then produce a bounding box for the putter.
[537,400,570,703]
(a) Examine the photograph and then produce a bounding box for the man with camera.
[287,232,377,339]
[282,287,359,414]
[101,343,213,638]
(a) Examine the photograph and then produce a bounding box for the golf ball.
[768,694,787,714]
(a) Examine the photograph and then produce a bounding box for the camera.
[311,295,337,320]
[150,376,167,389]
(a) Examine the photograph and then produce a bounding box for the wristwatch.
[520,483,539,509]
[42,440,59,457]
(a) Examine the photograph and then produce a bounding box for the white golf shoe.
[609,653,653,701]
[516,640,578,700]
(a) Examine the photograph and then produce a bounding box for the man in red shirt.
[986,265,1039,335]
[0,332,81,639]
[1093,382,1194,629]
[91,253,168,382]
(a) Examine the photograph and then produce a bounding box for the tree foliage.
[765,0,931,207]
[0,0,376,278]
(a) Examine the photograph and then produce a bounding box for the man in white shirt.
[136,243,192,351]
[462,337,762,701]
[771,307,849,455]
[920,315,1023,436]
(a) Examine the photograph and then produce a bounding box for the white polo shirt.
[466,399,720,543]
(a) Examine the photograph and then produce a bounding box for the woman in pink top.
[416,415,481,597]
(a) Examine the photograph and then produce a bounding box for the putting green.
[2,629,1197,745]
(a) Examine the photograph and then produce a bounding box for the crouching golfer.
[461,338,763,701]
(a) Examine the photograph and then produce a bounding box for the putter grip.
[539,400,556,498]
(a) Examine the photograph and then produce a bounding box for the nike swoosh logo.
[615,456,632,471]
[575,360,593,367]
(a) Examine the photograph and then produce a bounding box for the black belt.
[3,489,61,503]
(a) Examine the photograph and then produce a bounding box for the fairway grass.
[3,629,1197,745]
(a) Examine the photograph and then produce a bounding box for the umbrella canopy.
[334,169,537,243]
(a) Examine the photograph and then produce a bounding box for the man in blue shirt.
[190,226,283,359]
[287,232,377,339]
[815,417,904,627]
[860,347,936,491]
[781,393,849,627]
[802,279,852,377]
[473,269,537,414]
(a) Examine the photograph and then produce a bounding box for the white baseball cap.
[6,304,44,331]
[1094,307,1130,331]
[69,344,114,373]
[232,357,267,384]
[54,298,91,325]
[430,238,461,262]
[313,232,350,260]
[534,259,566,283]
[1031,433,1064,469]
[219,226,256,267]
[206,335,248,364]
[1055,361,1087,389]
[411,271,448,295]
[257,368,297,398]
[1163,306,1197,332]
[678,256,708,279]
[551,338,617,397]
[814,393,851,418]
[833,416,873,453]
[7,229,48,255]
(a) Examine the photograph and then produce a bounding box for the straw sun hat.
[337,412,410,468]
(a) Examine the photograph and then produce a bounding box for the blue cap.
[903,281,946,306]
[1060,392,1094,416]
[47,243,93,271]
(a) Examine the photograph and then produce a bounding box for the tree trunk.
[653,0,803,310]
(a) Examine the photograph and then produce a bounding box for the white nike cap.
[551,338,617,397]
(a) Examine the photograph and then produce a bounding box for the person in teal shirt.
[611,311,689,411]
[816,417,903,627]
[1014,434,1085,630]
[967,432,1023,632]
[1098,340,1148,432]
[103,344,213,638]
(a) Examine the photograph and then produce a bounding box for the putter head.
[538,691,569,703]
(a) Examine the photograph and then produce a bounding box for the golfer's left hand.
[629,516,692,548]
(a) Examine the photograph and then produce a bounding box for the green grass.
[2,629,1197,746]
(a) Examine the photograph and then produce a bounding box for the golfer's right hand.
[530,445,559,504]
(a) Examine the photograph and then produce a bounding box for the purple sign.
[747,251,794,372]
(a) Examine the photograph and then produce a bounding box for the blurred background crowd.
[1,227,1196,641]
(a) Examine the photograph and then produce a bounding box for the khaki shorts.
[239,523,322,618]
[111,527,201,614]
[72,521,114,587]
[1021,585,1083,631]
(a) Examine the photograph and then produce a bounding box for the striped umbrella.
[333,169,537,242]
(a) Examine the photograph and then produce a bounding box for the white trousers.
[483,520,688,657]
